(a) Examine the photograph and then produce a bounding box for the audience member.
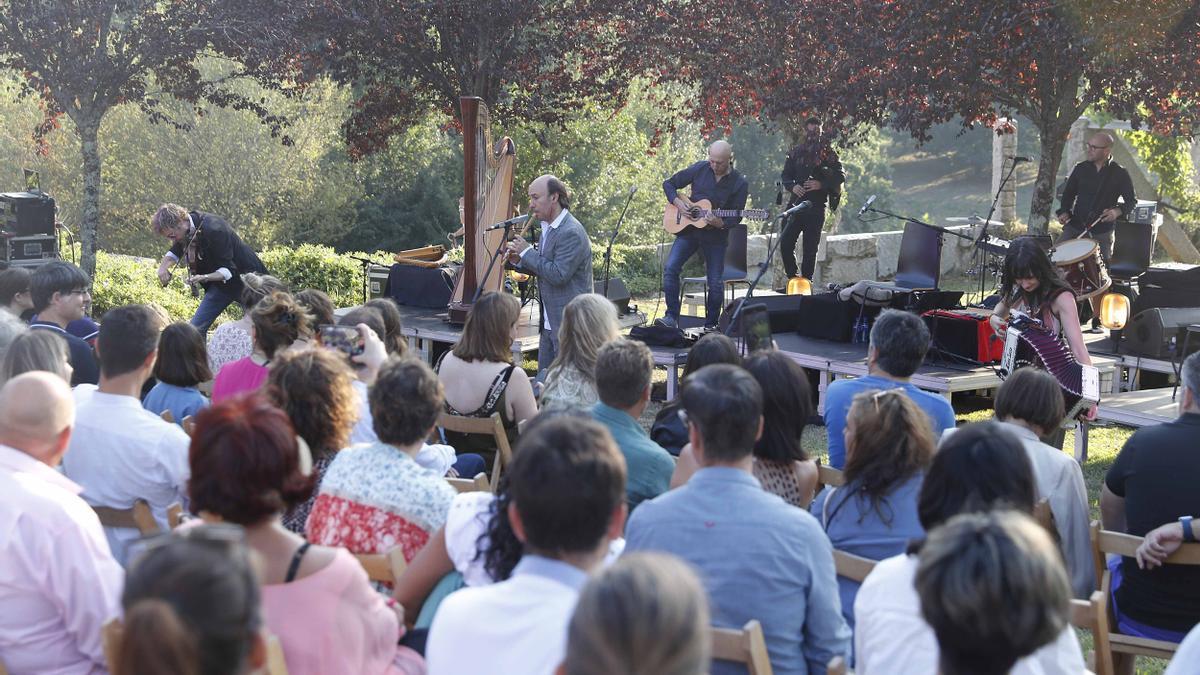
[307,358,457,565]
[0,309,25,366]
[212,291,311,403]
[188,394,423,675]
[1,328,72,384]
[29,260,100,385]
[266,348,359,534]
[143,322,213,424]
[650,332,741,456]
[0,372,122,674]
[337,305,385,339]
[435,291,537,455]
[592,338,674,510]
[540,293,620,411]
[1166,624,1200,675]
[916,511,1072,675]
[854,421,1086,675]
[562,552,710,675]
[62,304,190,565]
[116,525,267,675]
[626,364,850,674]
[988,367,1093,597]
[811,388,933,631]
[366,297,408,356]
[206,273,287,374]
[296,288,336,327]
[0,266,33,319]
[1101,350,1200,640]
[823,309,954,469]
[426,416,627,674]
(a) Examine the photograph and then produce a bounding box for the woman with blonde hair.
[0,329,72,384]
[562,552,710,675]
[540,293,620,410]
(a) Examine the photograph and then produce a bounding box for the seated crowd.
[4,258,1200,675]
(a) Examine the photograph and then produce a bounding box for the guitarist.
[658,140,749,331]
[153,203,269,333]
[779,117,845,281]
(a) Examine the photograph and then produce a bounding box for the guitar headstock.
[745,209,771,221]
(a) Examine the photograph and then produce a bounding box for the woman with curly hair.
[539,293,620,411]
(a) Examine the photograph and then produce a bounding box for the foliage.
[90,252,202,320]
[258,245,390,309]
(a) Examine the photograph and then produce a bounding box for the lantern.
[1099,292,1130,330]
[786,276,813,295]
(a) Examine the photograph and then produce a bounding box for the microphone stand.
[863,206,974,242]
[348,255,375,303]
[974,158,1020,302]
[603,189,636,299]
[722,209,790,352]
[471,223,513,306]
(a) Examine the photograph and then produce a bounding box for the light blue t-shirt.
[823,374,956,469]
[142,382,209,426]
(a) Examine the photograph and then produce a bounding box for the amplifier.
[0,192,55,236]
[368,264,390,300]
[3,234,57,262]
[594,277,631,316]
[1123,307,1200,359]
[1125,199,1158,226]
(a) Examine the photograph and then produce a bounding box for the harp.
[448,96,517,324]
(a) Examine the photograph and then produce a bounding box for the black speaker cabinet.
[1124,307,1200,359]
[594,277,631,315]
[718,294,804,335]
[0,192,55,236]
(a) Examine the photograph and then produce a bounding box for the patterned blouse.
[207,320,253,375]
[306,442,456,563]
[753,458,815,509]
[539,363,598,411]
[281,453,336,535]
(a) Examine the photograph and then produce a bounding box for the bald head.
[1087,132,1114,166]
[0,371,75,464]
[707,140,733,177]
[528,174,570,222]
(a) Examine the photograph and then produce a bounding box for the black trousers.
[780,207,826,279]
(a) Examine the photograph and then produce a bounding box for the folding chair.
[1089,520,1200,673]
[682,223,752,309]
[354,546,409,585]
[446,472,491,494]
[437,412,513,491]
[1068,590,1114,675]
[93,499,161,536]
[711,619,773,675]
[832,549,877,583]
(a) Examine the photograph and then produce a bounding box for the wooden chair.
[265,634,289,675]
[158,409,175,424]
[711,620,773,675]
[166,502,185,529]
[815,463,845,495]
[354,546,409,585]
[437,412,513,491]
[1089,520,1200,672]
[827,655,850,675]
[832,549,877,583]
[1067,590,1114,675]
[446,471,491,494]
[180,415,196,436]
[93,499,161,535]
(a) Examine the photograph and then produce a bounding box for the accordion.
[998,317,1100,426]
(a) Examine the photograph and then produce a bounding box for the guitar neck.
[705,209,750,217]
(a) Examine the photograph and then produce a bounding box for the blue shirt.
[663,161,750,230]
[591,402,674,510]
[823,375,956,469]
[142,382,209,425]
[626,467,851,674]
[809,473,925,633]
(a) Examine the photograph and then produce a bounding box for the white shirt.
[1165,623,1200,674]
[348,380,457,475]
[854,553,1088,675]
[62,389,191,566]
[520,209,569,330]
[0,444,123,675]
[426,554,588,675]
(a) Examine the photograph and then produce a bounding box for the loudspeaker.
[795,292,879,342]
[922,310,1004,364]
[1133,266,1200,316]
[594,277,631,315]
[1124,307,1200,359]
[0,192,55,236]
[717,294,804,335]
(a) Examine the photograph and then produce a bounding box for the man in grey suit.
[505,174,594,376]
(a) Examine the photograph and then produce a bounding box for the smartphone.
[318,324,364,358]
[741,303,773,353]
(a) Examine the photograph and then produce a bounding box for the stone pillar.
[1066,117,1090,171]
[991,118,1018,224]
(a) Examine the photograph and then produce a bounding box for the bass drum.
[1051,239,1111,300]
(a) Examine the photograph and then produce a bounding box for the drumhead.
[1052,238,1098,264]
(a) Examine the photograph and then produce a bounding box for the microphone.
[629,185,638,195]
[483,214,531,231]
[857,194,877,216]
[779,200,812,218]
[1008,155,1032,163]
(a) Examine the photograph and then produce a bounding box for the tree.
[0,1,301,275]
[629,0,1200,233]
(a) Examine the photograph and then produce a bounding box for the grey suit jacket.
[518,210,593,333]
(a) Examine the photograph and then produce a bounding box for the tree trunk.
[77,117,102,278]
[1027,117,1073,235]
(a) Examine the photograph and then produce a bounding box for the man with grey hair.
[658,140,749,331]
[1100,350,1200,641]
[1056,130,1137,331]
[823,309,956,468]
[0,372,122,673]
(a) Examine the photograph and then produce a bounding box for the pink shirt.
[0,445,123,675]
[261,548,423,675]
[211,356,270,403]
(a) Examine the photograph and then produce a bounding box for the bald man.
[660,140,749,330]
[1057,131,1137,331]
[505,175,594,375]
[0,372,122,674]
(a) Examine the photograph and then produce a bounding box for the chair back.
[167,503,185,529]
[181,415,196,437]
[1069,591,1114,675]
[1108,221,1155,280]
[827,656,849,675]
[354,546,409,585]
[437,411,512,490]
[93,499,161,536]
[724,224,749,279]
[159,409,175,424]
[710,620,773,675]
[832,549,877,583]
[816,464,845,494]
[447,472,491,494]
[266,634,289,675]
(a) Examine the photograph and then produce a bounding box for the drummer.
[1056,131,1137,332]
[989,237,1093,371]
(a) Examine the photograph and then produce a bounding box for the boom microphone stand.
[471,222,514,306]
[973,158,1021,301]
[602,186,637,298]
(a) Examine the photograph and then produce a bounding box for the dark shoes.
[655,315,679,329]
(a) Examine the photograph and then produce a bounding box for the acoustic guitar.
[663,199,770,234]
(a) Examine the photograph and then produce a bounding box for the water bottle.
[853,315,868,344]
